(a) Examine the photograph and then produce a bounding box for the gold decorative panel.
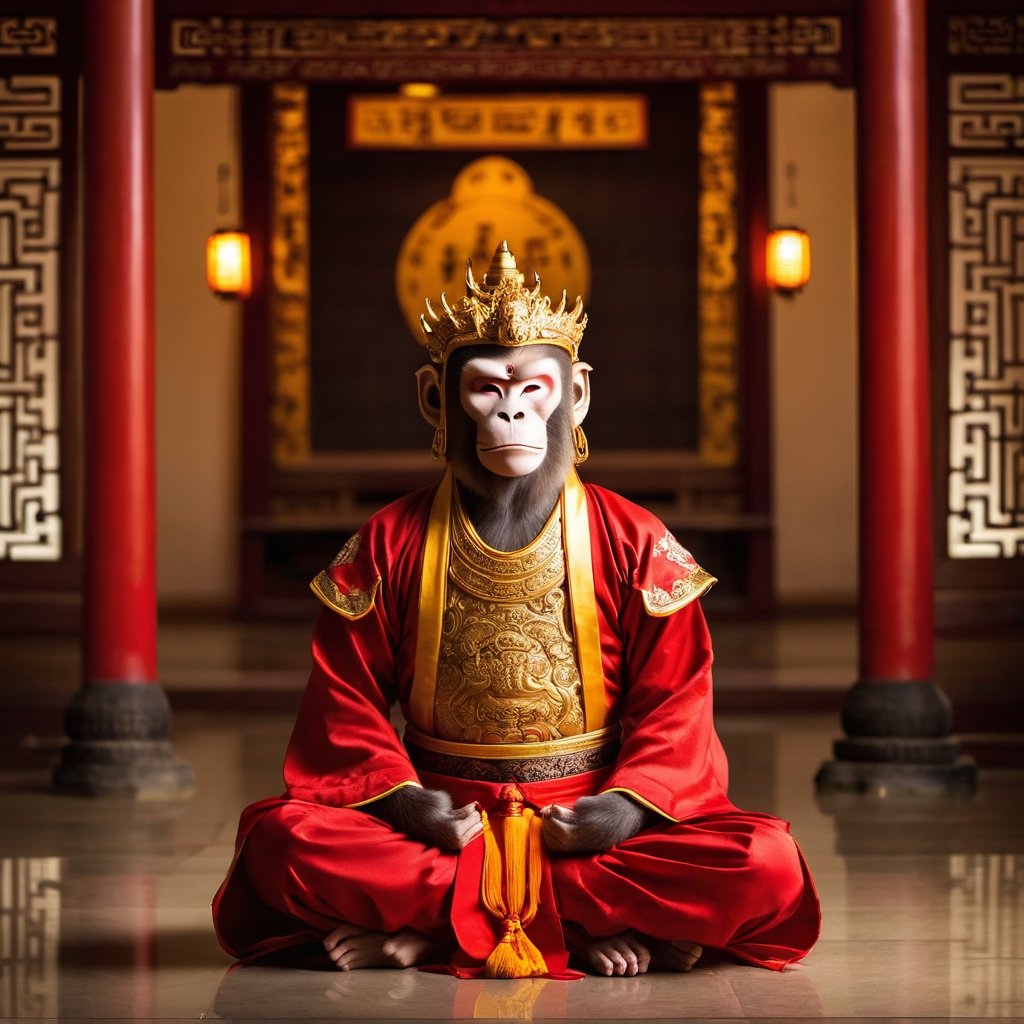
[269,83,310,466]
[697,82,739,469]
[349,94,647,150]
[165,16,845,84]
[946,75,1024,559]
[395,156,590,344]
[948,16,1024,57]
[0,75,62,561]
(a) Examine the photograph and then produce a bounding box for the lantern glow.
[766,228,811,293]
[206,230,251,298]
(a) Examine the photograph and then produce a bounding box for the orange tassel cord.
[479,784,549,978]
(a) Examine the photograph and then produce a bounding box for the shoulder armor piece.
[309,531,381,620]
[639,532,716,616]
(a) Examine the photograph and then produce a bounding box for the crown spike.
[554,290,566,316]
[424,297,439,322]
[483,240,523,290]
[440,292,453,316]
[420,314,433,334]
[465,257,482,297]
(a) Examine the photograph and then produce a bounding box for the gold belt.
[404,724,620,783]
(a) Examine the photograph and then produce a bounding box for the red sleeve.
[283,607,421,808]
[601,597,733,821]
[282,493,432,808]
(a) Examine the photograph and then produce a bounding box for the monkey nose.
[497,411,526,422]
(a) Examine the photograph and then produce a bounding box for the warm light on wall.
[400,82,440,99]
[766,227,811,294]
[205,229,251,298]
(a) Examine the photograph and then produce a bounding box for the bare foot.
[579,931,653,977]
[646,937,703,972]
[322,922,438,971]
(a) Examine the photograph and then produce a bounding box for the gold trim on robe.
[310,571,382,620]
[600,785,679,823]
[405,723,619,760]
[562,471,607,731]
[409,470,455,733]
[641,565,717,616]
[344,779,422,809]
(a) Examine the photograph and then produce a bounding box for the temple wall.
[152,82,859,609]
[155,85,242,608]
[769,82,858,605]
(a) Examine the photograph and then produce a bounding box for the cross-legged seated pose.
[212,242,820,978]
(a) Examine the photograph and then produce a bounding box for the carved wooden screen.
[931,8,1024,627]
[0,5,80,631]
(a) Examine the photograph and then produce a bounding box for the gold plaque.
[350,94,647,149]
[396,155,590,343]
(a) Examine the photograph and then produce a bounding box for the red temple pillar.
[816,0,974,795]
[54,0,193,798]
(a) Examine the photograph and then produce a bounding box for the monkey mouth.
[479,443,544,453]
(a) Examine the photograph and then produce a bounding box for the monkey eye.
[478,383,503,396]
[522,384,541,394]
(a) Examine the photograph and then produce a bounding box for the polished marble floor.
[1,615,1022,1023]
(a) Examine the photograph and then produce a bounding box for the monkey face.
[459,352,563,478]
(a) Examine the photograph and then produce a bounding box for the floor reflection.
[0,858,60,1020]
[208,958,826,1021]
[950,853,1024,1018]
[1,699,1023,1021]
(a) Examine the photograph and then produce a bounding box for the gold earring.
[573,425,589,464]
[431,426,446,461]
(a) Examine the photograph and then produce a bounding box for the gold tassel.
[480,786,549,979]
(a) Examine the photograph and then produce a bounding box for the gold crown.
[419,241,587,364]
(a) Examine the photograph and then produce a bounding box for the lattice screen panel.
[946,74,1024,559]
[0,69,62,561]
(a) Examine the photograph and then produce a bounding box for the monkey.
[367,342,655,857]
[333,341,681,976]
[217,245,817,980]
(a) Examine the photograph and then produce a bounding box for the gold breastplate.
[433,500,585,744]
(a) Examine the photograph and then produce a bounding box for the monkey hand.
[365,786,483,851]
[541,792,657,853]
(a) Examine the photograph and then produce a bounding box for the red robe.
[212,480,820,973]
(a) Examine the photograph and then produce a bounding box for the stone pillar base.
[815,754,977,797]
[816,680,978,797]
[53,682,195,800]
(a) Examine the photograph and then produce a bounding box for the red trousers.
[213,770,820,973]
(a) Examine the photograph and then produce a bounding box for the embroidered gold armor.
[434,499,586,744]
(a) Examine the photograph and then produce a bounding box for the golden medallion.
[395,155,590,343]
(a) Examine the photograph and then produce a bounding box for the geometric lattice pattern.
[0,17,56,57]
[0,75,62,561]
[947,153,1024,558]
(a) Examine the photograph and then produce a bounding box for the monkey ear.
[571,361,593,427]
[415,364,443,429]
